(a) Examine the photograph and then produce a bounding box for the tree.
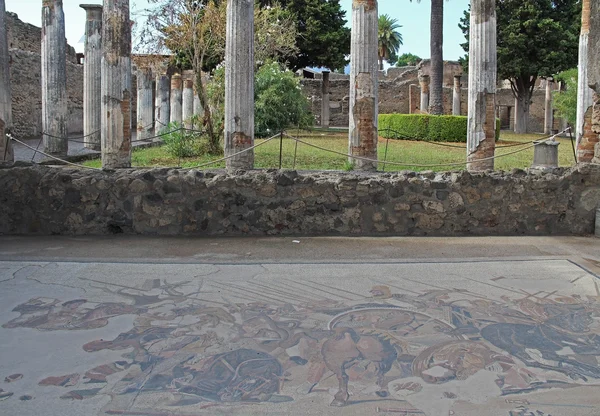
[378,14,403,70]
[553,68,578,128]
[256,0,351,71]
[396,52,422,67]
[428,0,444,115]
[459,0,581,133]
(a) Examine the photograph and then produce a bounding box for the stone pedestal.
[466,0,497,172]
[544,78,553,135]
[224,0,255,170]
[80,4,102,151]
[348,0,378,171]
[170,73,182,125]
[531,140,559,170]
[182,70,194,129]
[453,75,461,116]
[42,0,68,157]
[155,73,170,135]
[101,0,132,169]
[0,0,12,161]
[418,74,430,113]
[321,71,330,128]
[136,67,153,142]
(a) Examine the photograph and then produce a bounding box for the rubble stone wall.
[1,165,598,236]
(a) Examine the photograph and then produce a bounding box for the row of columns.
[412,74,462,116]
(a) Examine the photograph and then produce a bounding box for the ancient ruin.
[170,73,183,125]
[155,72,170,135]
[136,66,153,142]
[576,0,593,152]
[589,0,600,163]
[348,0,379,171]
[466,0,497,172]
[182,70,195,129]
[224,0,255,170]
[0,0,11,162]
[101,0,132,169]
[41,0,68,157]
[80,4,102,151]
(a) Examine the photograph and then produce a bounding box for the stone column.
[193,83,202,118]
[42,0,68,157]
[136,67,153,142]
[225,0,254,170]
[182,70,194,129]
[409,84,419,114]
[80,4,102,151]
[0,0,12,162]
[155,73,170,135]
[544,78,553,135]
[348,0,378,171]
[453,75,461,116]
[170,73,182,125]
[321,71,330,128]
[101,0,132,169]
[576,0,593,149]
[585,0,600,163]
[467,0,497,172]
[418,74,430,113]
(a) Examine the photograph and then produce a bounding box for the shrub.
[161,122,204,158]
[379,114,501,142]
[553,68,577,130]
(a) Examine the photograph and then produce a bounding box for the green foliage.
[378,14,403,70]
[459,0,581,103]
[255,62,314,136]
[553,68,578,129]
[206,66,225,136]
[161,122,207,158]
[396,53,421,67]
[343,161,355,171]
[256,0,351,71]
[379,114,501,143]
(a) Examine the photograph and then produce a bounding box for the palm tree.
[378,14,403,71]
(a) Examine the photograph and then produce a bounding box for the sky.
[5,0,470,61]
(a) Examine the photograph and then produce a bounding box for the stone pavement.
[0,236,599,416]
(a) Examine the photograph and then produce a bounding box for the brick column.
[576,0,593,149]
[155,73,170,135]
[101,0,132,169]
[467,0,497,172]
[42,0,68,157]
[418,74,430,113]
[80,4,102,151]
[0,0,12,161]
[409,84,419,114]
[170,73,182,125]
[348,0,378,171]
[136,67,153,142]
[224,0,255,170]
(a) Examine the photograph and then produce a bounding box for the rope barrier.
[7,134,101,171]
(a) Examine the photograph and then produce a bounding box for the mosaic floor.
[0,260,599,415]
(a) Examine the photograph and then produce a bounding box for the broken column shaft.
[42,0,68,157]
[136,67,153,143]
[453,75,461,116]
[321,71,330,128]
[182,70,194,129]
[348,0,379,171]
[224,0,255,170]
[0,0,12,161]
[170,73,182,125]
[544,78,553,135]
[101,0,132,169]
[155,73,170,135]
[467,0,497,172]
[419,74,430,113]
[80,4,102,151]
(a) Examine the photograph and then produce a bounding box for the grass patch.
[83,130,577,172]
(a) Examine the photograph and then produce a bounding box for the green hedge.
[379,114,501,142]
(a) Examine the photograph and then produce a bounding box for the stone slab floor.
[0,236,599,416]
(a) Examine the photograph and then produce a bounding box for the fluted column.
[348,0,378,171]
[453,75,461,116]
[576,0,593,151]
[101,0,132,169]
[170,73,182,125]
[80,4,102,151]
[321,71,330,128]
[42,0,68,157]
[544,78,553,135]
[467,0,497,172]
[0,0,12,161]
[136,67,153,142]
[182,70,194,129]
[155,73,170,135]
[418,74,430,113]
[225,0,254,170]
